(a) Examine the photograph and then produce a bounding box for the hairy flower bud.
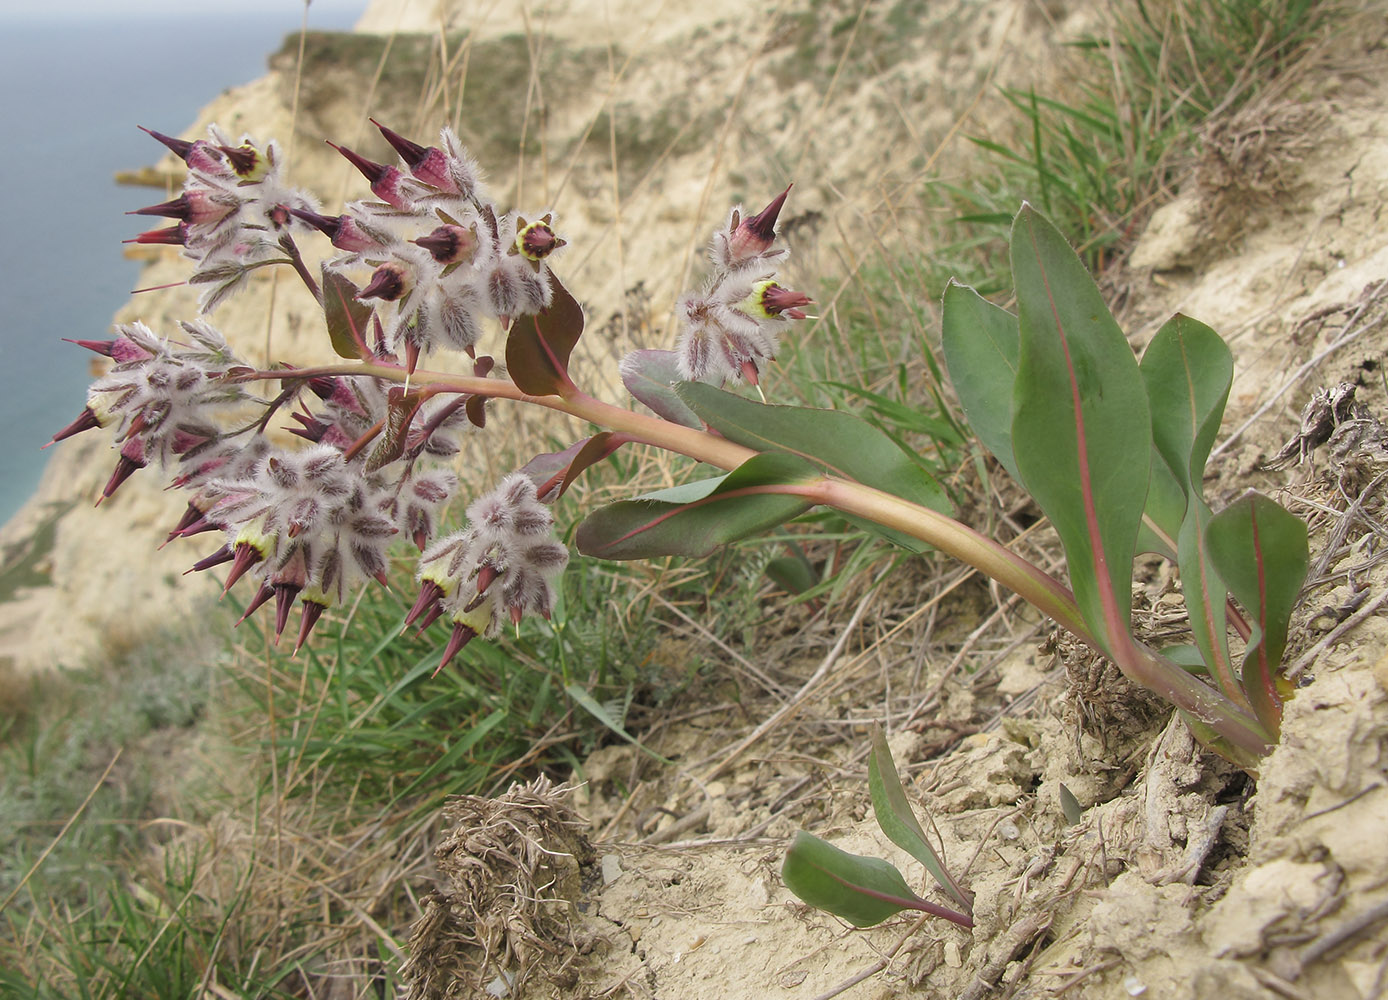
[371,118,458,194]
[712,184,791,269]
[139,125,230,176]
[289,207,385,253]
[130,190,238,227]
[414,224,479,265]
[329,141,416,210]
[358,261,412,303]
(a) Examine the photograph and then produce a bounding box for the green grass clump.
[939,0,1336,276]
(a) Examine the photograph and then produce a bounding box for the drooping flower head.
[407,474,569,674]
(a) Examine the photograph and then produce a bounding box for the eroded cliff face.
[0,0,1066,673]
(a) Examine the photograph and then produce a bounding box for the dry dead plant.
[400,775,596,998]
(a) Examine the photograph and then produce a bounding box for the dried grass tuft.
[401,775,596,999]
[1196,97,1328,243]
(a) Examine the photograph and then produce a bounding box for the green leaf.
[322,266,374,360]
[1140,315,1243,705]
[781,831,930,928]
[1162,645,1209,672]
[555,432,627,499]
[504,272,584,396]
[675,381,950,552]
[1009,204,1151,652]
[516,434,629,501]
[574,452,817,560]
[1141,315,1232,492]
[941,280,1022,482]
[619,350,701,428]
[868,725,972,912]
[1206,492,1309,739]
[766,548,818,595]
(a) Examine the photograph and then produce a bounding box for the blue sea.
[0,1,366,525]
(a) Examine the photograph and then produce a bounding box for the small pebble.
[944,941,962,968]
[601,853,624,885]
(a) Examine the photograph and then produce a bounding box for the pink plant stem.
[236,365,1271,758]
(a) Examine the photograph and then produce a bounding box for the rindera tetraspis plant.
[53,121,1305,770]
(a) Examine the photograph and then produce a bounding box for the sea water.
[0,1,366,525]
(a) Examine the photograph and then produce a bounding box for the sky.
[0,0,367,20]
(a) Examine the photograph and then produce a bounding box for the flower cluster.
[131,125,321,313]
[675,186,812,386]
[52,320,254,499]
[58,116,810,672]
[51,314,468,651]
[304,120,565,373]
[405,475,569,674]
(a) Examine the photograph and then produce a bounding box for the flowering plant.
[54,120,1307,771]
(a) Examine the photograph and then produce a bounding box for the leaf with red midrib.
[1008,205,1151,657]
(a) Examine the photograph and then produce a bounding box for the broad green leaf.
[504,272,584,396]
[868,725,971,911]
[1140,316,1243,705]
[781,831,930,928]
[1009,204,1151,652]
[678,382,950,515]
[675,386,949,552]
[564,683,672,764]
[941,280,1022,482]
[574,452,817,560]
[619,350,701,428]
[322,266,373,360]
[1141,315,1231,493]
[676,382,949,553]
[633,474,729,504]
[1206,492,1309,739]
